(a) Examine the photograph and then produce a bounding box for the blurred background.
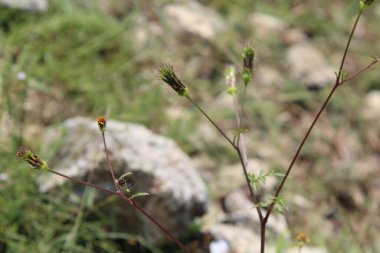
[0,0,379,252]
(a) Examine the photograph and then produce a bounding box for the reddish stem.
[102,132,120,193]
[265,9,377,220]
[48,169,191,253]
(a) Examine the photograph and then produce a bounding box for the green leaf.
[119,172,133,179]
[254,196,288,215]
[130,192,150,200]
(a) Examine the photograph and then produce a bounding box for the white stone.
[286,42,335,88]
[223,189,289,237]
[17,71,27,81]
[0,172,8,181]
[208,224,275,253]
[363,90,380,120]
[163,2,225,40]
[209,239,230,253]
[249,12,288,37]
[287,246,328,253]
[0,0,48,12]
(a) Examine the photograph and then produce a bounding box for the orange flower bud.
[97,116,107,133]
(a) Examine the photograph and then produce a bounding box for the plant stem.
[265,9,368,219]
[187,96,235,147]
[48,169,191,253]
[260,221,266,253]
[187,95,261,219]
[101,130,191,253]
[233,97,248,165]
[236,79,266,252]
[121,195,191,253]
[102,132,120,193]
[235,146,263,220]
[265,83,339,219]
[48,169,117,195]
[340,59,378,85]
[337,10,363,81]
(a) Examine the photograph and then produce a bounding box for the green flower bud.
[224,65,237,96]
[158,64,189,97]
[242,70,251,86]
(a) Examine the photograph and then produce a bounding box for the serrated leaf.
[251,182,258,191]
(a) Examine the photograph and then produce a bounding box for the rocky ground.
[1,1,379,253]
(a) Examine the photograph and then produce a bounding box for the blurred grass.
[0,167,120,253]
[1,0,379,252]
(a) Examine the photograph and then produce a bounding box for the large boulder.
[163,1,226,40]
[40,117,208,242]
[362,90,380,121]
[0,0,48,12]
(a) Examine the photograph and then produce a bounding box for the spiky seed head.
[16,146,48,170]
[158,64,189,97]
[360,0,374,9]
[242,45,256,86]
[243,45,255,73]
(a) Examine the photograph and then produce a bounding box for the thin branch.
[187,96,235,147]
[187,95,261,218]
[264,84,339,220]
[233,97,242,146]
[102,132,120,193]
[233,97,248,166]
[340,59,379,85]
[265,10,367,220]
[122,195,191,253]
[47,169,191,253]
[235,147,263,220]
[48,169,117,195]
[337,10,363,81]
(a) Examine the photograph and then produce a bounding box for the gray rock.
[191,153,217,182]
[255,66,284,87]
[134,17,164,46]
[40,117,208,242]
[190,120,226,152]
[0,172,8,182]
[362,90,380,121]
[249,12,288,37]
[209,239,230,253]
[286,42,335,89]
[210,159,277,199]
[283,28,309,45]
[287,247,328,253]
[0,0,48,12]
[222,189,289,237]
[207,224,275,253]
[163,1,226,40]
[291,194,313,210]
